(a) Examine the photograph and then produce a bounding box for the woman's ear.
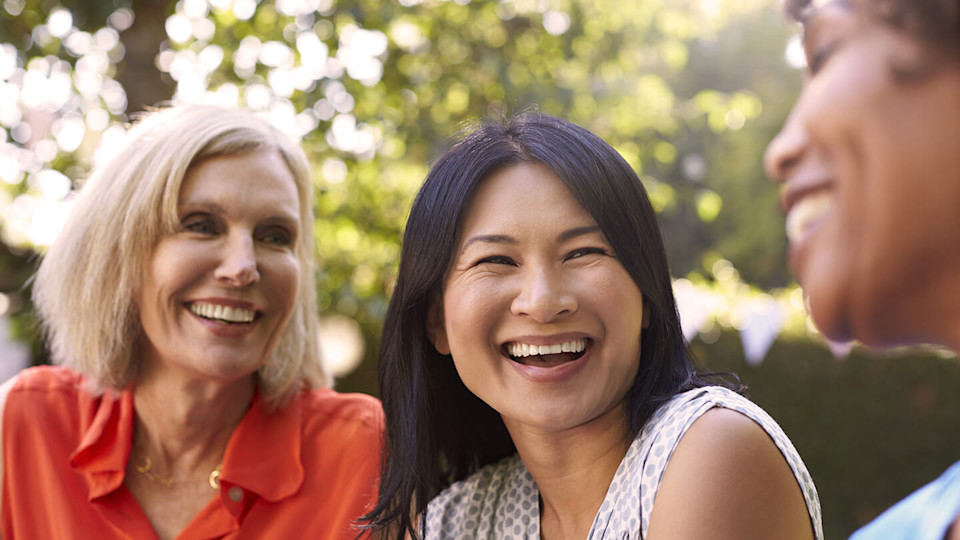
[426,302,451,355]
[642,303,651,329]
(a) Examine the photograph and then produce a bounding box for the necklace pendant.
[135,456,175,487]
[136,456,152,474]
[209,464,223,490]
[134,453,222,489]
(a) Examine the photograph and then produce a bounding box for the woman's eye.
[260,228,294,246]
[807,42,838,75]
[476,255,515,266]
[567,247,607,260]
[182,216,216,234]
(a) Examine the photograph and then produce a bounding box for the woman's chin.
[809,309,855,345]
[800,265,856,344]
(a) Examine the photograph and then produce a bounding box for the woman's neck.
[131,365,255,479]
[504,402,633,540]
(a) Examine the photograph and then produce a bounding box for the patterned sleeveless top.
[424,386,823,540]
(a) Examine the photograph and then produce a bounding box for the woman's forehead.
[812,0,853,9]
[804,0,856,21]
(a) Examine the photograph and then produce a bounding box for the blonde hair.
[32,105,329,407]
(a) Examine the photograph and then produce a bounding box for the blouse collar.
[68,386,305,502]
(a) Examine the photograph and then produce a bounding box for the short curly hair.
[787,0,958,55]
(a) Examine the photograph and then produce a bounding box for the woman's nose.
[215,234,260,288]
[764,107,809,184]
[509,266,578,323]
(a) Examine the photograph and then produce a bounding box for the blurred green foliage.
[0,0,804,387]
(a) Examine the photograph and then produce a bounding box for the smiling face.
[136,149,302,384]
[764,0,960,347]
[429,163,650,436]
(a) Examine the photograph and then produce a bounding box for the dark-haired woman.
[366,113,822,539]
[765,0,959,538]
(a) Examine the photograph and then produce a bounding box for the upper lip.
[780,176,834,216]
[187,297,260,312]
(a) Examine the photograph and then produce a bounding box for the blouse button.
[228,486,244,502]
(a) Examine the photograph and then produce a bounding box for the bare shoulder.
[950,514,960,540]
[646,407,814,540]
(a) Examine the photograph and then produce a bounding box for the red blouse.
[2,366,383,539]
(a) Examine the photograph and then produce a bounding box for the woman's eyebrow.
[179,200,224,214]
[460,226,602,252]
[259,214,300,228]
[460,234,517,252]
[179,201,299,224]
[557,225,601,243]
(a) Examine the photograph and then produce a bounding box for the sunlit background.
[1,0,957,536]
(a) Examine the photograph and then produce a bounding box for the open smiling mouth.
[504,339,590,367]
[188,302,259,325]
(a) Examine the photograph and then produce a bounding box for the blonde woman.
[0,105,382,539]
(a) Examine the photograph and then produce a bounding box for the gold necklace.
[135,456,223,490]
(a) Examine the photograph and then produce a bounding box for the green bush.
[692,331,960,538]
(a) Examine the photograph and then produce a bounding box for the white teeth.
[189,302,255,323]
[507,339,587,358]
[786,192,834,244]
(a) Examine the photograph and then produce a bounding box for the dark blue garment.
[850,460,960,540]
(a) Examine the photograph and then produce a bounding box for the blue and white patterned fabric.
[424,386,823,540]
[849,460,960,540]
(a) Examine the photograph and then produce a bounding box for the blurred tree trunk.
[117,0,174,115]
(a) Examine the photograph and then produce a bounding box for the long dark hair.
[363,113,737,539]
